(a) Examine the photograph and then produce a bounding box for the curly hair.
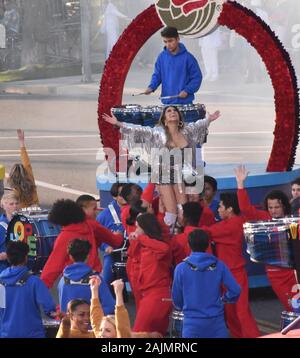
[264,190,291,216]
[8,164,36,205]
[48,199,85,226]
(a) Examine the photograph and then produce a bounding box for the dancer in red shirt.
[174,201,204,260]
[235,165,298,311]
[41,199,123,288]
[130,213,173,336]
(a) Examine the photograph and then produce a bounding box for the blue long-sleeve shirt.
[172,252,241,318]
[57,262,115,314]
[149,43,202,105]
[0,266,56,338]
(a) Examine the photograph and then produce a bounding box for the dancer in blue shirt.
[172,229,241,338]
[0,241,56,338]
[57,238,115,314]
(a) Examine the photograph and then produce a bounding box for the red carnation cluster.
[219,1,299,172]
[98,5,163,169]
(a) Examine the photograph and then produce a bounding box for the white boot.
[164,212,177,234]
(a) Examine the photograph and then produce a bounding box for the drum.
[42,319,60,338]
[111,240,128,281]
[141,105,162,127]
[6,210,61,272]
[177,103,206,123]
[169,310,184,338]
[112,262,128,281]
[280,311,300,331]
[111,103,206,127]
[243,218,297,268]
[111,105,143,124]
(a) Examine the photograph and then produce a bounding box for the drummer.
[0,192,20,273]
[235,165,298,311]
[144,27,202,105]
[96,183,126,286]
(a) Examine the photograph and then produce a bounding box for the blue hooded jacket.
[172,252,241,319]
[149,43,202,105]
[57,262,115,314]
[97,199,124,254]
[0,266,56,338]
[0,214,9,273]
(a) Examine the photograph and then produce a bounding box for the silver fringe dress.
[120,116,210,184]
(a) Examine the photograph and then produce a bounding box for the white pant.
[201,47,219,80]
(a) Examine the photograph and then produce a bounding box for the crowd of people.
[0,127,300,338]
[1,22,300,338]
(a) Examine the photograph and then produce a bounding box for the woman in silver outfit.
[103,105,220,229]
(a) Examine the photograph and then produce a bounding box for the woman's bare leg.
[173,183,188,206]
[158,185,177,214]
[173,183,188,225]
[158,185,178,227]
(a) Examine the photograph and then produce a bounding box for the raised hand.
[111,279,124,294]
[234,165,249,189]
[89,275,101,290]
[207,110,221,122]
[111,279,125,306]
[17,129,25,147]
[102,113,122,127]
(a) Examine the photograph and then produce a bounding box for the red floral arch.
[98,1,299,172]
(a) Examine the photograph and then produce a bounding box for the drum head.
[6,213,60,272]
[6,214,33,244]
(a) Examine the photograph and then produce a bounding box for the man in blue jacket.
[97,183,125,286]
[57,238,115,314]
[0,241,56,338]
[172,229,241,338]
[144,27,202,105]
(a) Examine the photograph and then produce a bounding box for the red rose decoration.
[171,0,209,15]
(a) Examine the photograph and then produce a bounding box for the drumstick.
[159,95,180,100]
[161,298,173,302]
[281,315,300,335]
[131,92,146,96]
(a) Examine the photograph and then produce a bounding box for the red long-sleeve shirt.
[41,220,123,288]
[202,216,247,271]
[136,234,172,293]
[199,204,216,227]
[237,188,270,220]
